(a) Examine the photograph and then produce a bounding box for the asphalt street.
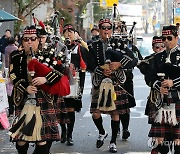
[0,68,152,154]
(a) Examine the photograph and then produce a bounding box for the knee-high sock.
[35,144,49,154]
[16,142,29,154]
[151,144,169,154]
[60,123,66,134]
[174,145,180,154]
[47,141,52,153]
[92,116,105,135]
[67,111,75,138]
[110,120,120,144]
[120,113,130,130]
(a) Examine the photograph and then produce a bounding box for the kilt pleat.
[149,123,180,139]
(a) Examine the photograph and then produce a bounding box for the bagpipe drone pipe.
[105,4,138,69]
[105,34,137,69]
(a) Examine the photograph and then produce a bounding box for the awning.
[0,10,21,22]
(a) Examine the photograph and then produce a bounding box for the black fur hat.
[162,25,178,36]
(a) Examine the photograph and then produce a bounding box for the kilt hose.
[90,84,130,115]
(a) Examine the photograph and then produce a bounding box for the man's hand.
[32,77,47,86]
[161,79,173,88]
[109,62,121,71]
[26,85,37,94]
[160,86,168,95]
[103,69,112,77]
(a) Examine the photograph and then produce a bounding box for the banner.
[100,0,118,7]
[0,78,8,113]
[174,16,180,24]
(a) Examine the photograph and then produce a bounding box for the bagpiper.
[148,25,180,154]
[60,24,88,146]
[87,18,137,153]
[8,25,70,154]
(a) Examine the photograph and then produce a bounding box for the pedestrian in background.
[87,25,99,45]
[5,36,18,117]
[0,29,12,71]
[14,34,21,47]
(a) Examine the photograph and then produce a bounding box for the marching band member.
[138,36,165,140]
[138,36,165,86]
[148,25,180,154]
[60,24,88,146]
[9,25,68,154]
[74,30,89,51]
[37,28,48,50]
[87,18,137,153]
[115,21,139,140]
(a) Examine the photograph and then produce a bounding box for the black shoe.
[109,143,117,153]
[61,132,67,143]
[122,129,130,140]
[96,131,108,148]
[66,137,74,146]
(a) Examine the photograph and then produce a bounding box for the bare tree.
[14,0,51,33]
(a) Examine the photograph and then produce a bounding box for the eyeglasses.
[23,37,37,42]
[101,26,112,30]
[162,36,173,41]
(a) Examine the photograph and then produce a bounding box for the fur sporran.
[154,103,178,126]
[9,94,42,141]
[151,90,179,126]
[97,78,116,112]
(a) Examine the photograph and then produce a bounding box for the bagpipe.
[104,4,137,63]
[28,45,70,96]
[32,13,45,29]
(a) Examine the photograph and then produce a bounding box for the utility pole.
[90,0,94,29]
[164,0,168,25]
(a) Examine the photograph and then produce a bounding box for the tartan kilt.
[53,96,70,125]
[148,103,180,139]
[11,90,65,142]
[145,98,158,124]
[90,84,130,115]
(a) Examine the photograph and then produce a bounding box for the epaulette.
[88,39,101,48]
[144,53,154,60]
[10,50,24,59]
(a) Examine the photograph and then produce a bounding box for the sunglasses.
[154,45,165,49]
[162,36,173,41]
[23,37,38,42]
[101,26,112,30]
